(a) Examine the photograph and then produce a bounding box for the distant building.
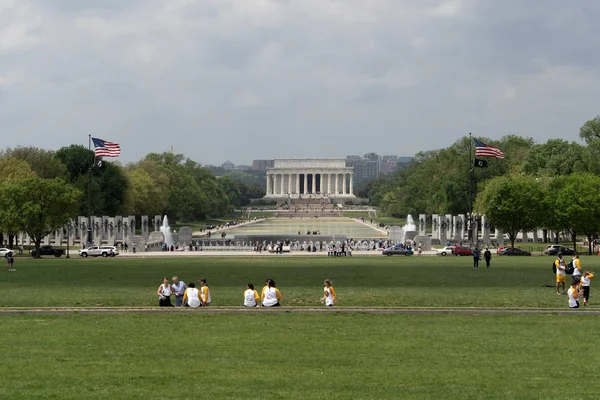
[251,159,274,171]
[346,154,379,181]
[235,165,251,171]
[221,160,235,171]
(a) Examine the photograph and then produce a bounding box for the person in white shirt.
[244,283,260,307]
[261,279,282,307]
[568,279,583,309]
[182,282,201,308]
[157,276,173,307]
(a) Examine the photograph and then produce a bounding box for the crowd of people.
[554,252,594,308]
[157,277,336,308]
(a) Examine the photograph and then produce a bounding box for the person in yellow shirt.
[244,283,260,307]
[571,253,582,282]
[555,252,567,295]
[261,279,282,307]
[581,270,594,306]
[321,279,337,307]
[199,277,211,306]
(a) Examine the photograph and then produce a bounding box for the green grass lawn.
[1,255,597,308]
[2,313,599,399]
[2,256,600,399]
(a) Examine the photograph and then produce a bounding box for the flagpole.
[468,133,473,246]
[87,134,93,246]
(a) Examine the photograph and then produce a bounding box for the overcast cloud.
[1,0,599,165]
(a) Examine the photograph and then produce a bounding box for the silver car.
[78,246,116,258]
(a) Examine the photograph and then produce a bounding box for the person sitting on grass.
[555,252,567,295]
[568,278,583,309]
[199,278,211,306]
[157,276,173,307]
[244,283,260,307]
[262,279,282,307]
[183,282,201,308]
[321,279,336,307]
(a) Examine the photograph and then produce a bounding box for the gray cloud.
[1,0,599,165]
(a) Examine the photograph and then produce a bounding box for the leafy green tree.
[579,115,600,144]
[554,173,600,254]
[0,157,37,246]
[476,175,544,248]
[521,139,586,176]
[2,147,68,180]
[218,176,242,209]
[0,178,82,257]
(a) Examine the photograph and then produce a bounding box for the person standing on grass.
[568,279,583,308]
[244,283,260,307]
[483,248,492,268]
[199,278,211,306]
[472,247,480,269]
[571,253,582,282]
[171,276,187,307]
[7,252,15,271]
[183,282,201,308]
[321,279,336,307]
[262,279,282,307]
[581,271,594,306]
[157,277,173,307]
[555,252,567,295]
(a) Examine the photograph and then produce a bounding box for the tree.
[2,146,68,180]
[554,173,600,255]
[0,178,82,257]
[579,115,600,144]
[476,175,544,248]
[218,176,242,209]
[0,157,37,246]
[521,139,586,177]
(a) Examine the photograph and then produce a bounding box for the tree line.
[357,116,600,251]
[0,145,265,251]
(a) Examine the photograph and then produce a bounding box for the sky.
[1,0,600,166]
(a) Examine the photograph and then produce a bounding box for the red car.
[452,246,473,256]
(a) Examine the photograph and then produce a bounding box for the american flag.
[92,137,121,157]
[473,138,504,159]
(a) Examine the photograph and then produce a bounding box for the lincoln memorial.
[264,158,355,199]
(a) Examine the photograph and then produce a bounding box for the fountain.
[160,215,174,248]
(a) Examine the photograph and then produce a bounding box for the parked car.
[100,246,120,256]
[382,246,413,256]
[78,246,116,258]
[452,246,473,256]
[30,245,66,258]
[0,248,14,258]
[544,245,575,256]
[499,247,531,256]
[496,246,508,255]
[437,246,455,256]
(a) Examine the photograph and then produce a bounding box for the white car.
[436,246,455,256]
[0,248,14,258]
[78,246,116,258]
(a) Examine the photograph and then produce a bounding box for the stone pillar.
[129,215,136,237]
[481,215,490,245]
[342,174,347,195]
[295,173,299,195]
[266,173,271,195]
[457,214,465,240]
[335,173,339,195]
[287,174,291,195]
[439,215,448,245]
[93,216,102,244]
[303,173,308,195]
[418,214,426,236]
[445,214,452,241]
[432,214,440,240]
[141,215,149,240]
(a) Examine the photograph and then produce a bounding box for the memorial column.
[267,173,271,195]
[303,173,308,195]
[335,173,339,195]
[288,173,292,195]
[349,173,353,195]
[343,173,347,195]
[296,172,300,195]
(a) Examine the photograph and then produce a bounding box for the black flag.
[474,158,487,168]
[94,158,104,168]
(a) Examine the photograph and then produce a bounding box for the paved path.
[1,306,596,315]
